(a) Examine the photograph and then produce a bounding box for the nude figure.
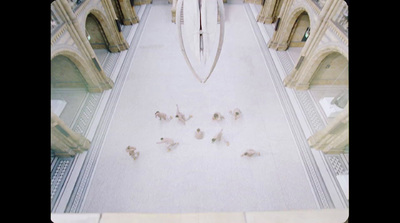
[229,108,242,120]
[211,129,229,146]
[155,111,172,121]
[175,104,193,124]
[126,146,140,160]
[195,128,204,139]
[241,149,261,157]
[156,137,179,151]
[212,112,224,121]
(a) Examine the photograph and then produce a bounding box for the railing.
[309,0,348,36]
[50,0,84,35]
[68,0,86,12]
[332,1,348,35]
[51,3,64,34]
[311,0,327,9]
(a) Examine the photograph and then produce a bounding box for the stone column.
[56,0,114,92]
[266,0,293,50]
[133,0,152,5]
[113,0,139,25]
[121,0,140,24]
[244,0,263,4]
[307,103,348,154]
[101,0,130,52]
[257,0,281,24]
[171,0,177,23]
[51,112,91,157]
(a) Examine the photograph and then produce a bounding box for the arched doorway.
[51,54,90,127]
[287,11,310,48]
[51,55,88,89]
[272,0,284,23]
[85,13,110,51]
[257,0,284,24]
[111,0,125,24]
[110,0,139,25]
[308,52,348,123]
[310,52,348,86]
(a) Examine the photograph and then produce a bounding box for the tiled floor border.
[50,5,149,213]
[243,3,335,209]
[51,209,349,223]
[64,4,152,213]
[246,3,348,208]
[51,24,130,212]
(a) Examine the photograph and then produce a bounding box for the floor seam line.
[62,4,152,213]
[243,3,334,209]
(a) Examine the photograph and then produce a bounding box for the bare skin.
[155,111,172,121]
[211,129,230,146]
[212,112,224,121]
[195,128,204,139]
[241,149,261,157]
[156,137,179,151]
[175,104,193,125]
[229,108,242,120]
[126,146,140,160]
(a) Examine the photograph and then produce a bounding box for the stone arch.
[111,0,125,23]
[84,9,114,52]
[51,49,91,90]
[281,7,313,49]
[258,0,284,24]
[271,0,284,22]
[113,0,139,25]
[302,44,348,86]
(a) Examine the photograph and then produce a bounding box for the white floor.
[81,4,318,213]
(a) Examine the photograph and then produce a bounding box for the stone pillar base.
[87,77,113,92]
[257,16,274,24]
[283,75,293,87]
[74,135,91,153]
[171,10,176,23]
[122,18,138,25]
[109,42,129,53]
[293,83,310,90]
[53,150,76,157]
[267,40,289,51]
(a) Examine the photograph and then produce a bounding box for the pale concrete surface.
[81,4,318,213]
[51,213,100,223]
[51,209,348,223]
[245,209,348,223]
[100,212,246,223]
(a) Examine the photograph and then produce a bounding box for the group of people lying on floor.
[126,104,261,160]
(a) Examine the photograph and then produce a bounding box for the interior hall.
[51,0,349,222]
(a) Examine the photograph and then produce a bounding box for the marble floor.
[81,3,317,213]
[51,2,348,214]
[51,209,349,223]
